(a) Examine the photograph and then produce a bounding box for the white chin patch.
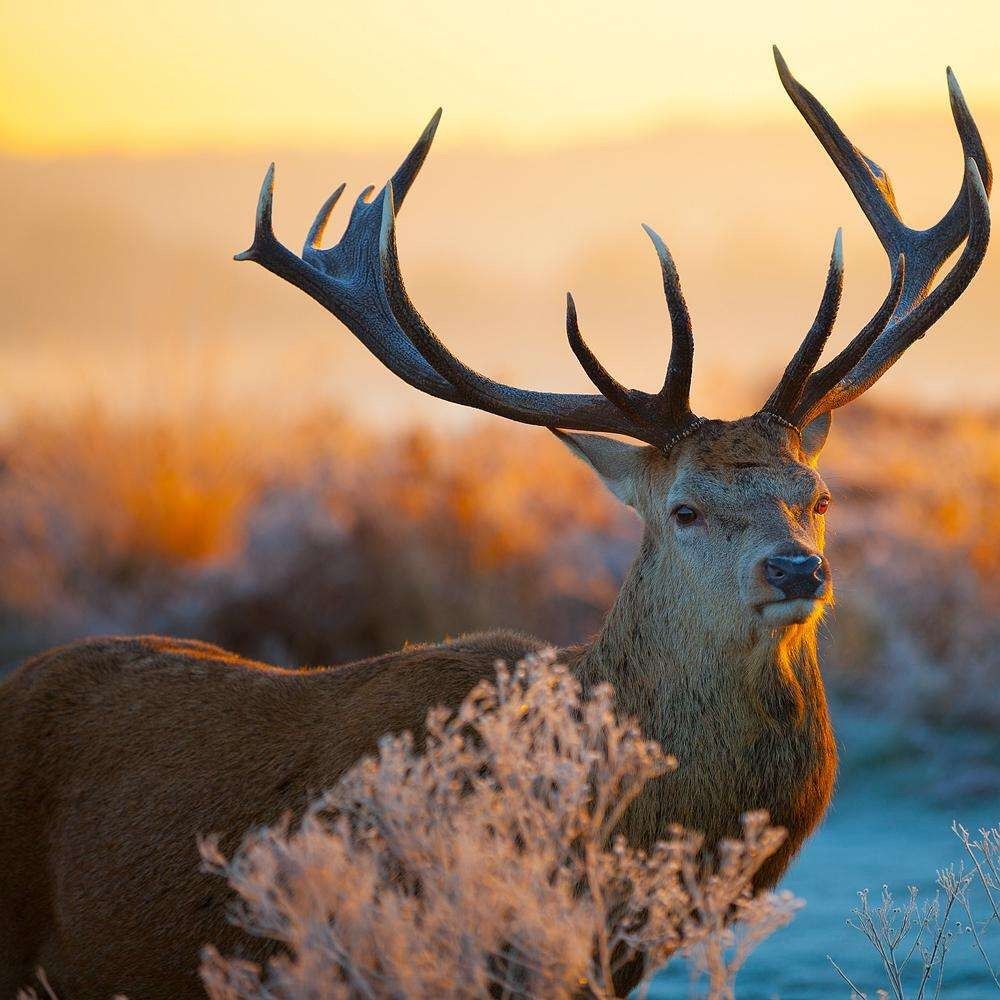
[760,598,823,627]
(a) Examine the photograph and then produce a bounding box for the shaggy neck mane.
[565,537,836,869]
[569,537,827,747]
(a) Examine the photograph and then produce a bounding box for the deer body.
[0,633,542,997]
[0,50,989,998]
[0,423,836,998]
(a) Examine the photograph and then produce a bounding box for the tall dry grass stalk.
[831,822,1000,999]
[199,653,800,999]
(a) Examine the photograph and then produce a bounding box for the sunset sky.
[4,0,1000,153]
[3,0,999,423]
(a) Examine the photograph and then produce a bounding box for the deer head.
[236,49,990,642]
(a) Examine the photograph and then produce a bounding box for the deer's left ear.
[800,411,832,464]
[551,430,646,508]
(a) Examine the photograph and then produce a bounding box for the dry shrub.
[15,969,125,1000]
[199,653,799,999]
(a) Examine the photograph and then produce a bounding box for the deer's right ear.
[551,430,645,507]
[800,411,832,464]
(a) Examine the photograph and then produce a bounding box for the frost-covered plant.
[830,821,1000,999]
[16,969,125,1000]
[199,652,799,999]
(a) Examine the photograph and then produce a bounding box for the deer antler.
[235,115,700,451]
[764,48,992,428]
[237,50,990,454]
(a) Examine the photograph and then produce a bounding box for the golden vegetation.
[0,400,997,725]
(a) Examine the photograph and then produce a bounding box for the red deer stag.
[0,49,991,998]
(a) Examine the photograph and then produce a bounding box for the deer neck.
[569,532,837,867]
[572,534,829,749]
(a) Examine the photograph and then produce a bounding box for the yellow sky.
[3,0,1000,153]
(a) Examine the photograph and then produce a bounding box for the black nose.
[763,553,825,600]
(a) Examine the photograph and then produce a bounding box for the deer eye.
[814,495,831,515]
[672,504,701,526]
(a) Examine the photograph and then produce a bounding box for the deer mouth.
[759,597,825,627]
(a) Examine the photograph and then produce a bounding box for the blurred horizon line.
[5,98,1000,160]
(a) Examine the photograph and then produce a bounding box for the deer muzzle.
[763,552,827,601]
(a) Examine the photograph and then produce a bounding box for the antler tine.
[234,164,348,305]
[390,108,443,206]
[304,183,347,253]
[764,230,844,419]
[565,292,647,422]
[939,68,993,256]
[642,224,696,427]
[298,109,443,259]
[792,254,906,426]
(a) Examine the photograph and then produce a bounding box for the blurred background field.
[2,399,999,738]
[2,2,1000,992]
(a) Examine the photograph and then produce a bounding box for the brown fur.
[0,416,837,998]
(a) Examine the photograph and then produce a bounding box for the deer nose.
[763,553,825,600]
